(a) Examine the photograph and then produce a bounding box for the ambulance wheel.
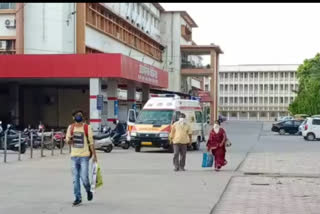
[104,145,113,153]
[193,138,201,151]
[122,141,130,150]
[135,145,141,152]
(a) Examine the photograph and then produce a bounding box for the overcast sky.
[161,3,320,66]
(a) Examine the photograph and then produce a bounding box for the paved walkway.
[213,176,320,214]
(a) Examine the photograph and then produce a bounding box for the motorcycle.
[93,126,113,153]
[53,131,65,149]
[110,122,130,150]
[23,127,41,149]
[0,122,27,154]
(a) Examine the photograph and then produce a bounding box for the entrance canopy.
[0,53,168,88]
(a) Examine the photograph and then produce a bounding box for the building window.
[86,3,163,61]
[270,73,273,78]
[260,73,263,78]
[146,11,149,21]
[235,73,238,79]
[0,3,16,9]
[206,84,209,91]
[285,97,288,103]
[249,97,253,104]
[244,97,248,103]
[244,73,248,78]
[275,97,278,104]
[224,97,228,103]
[264,73,268,78]
[270,85,273,91]
[254,73,258,78]
[254,97,257,103]
[235,97,238,104]
[240,97,243,104]
[280,97,284,104]
[137,4,140,15]
[234,85,238,91]
[270,97,273,103]
[275,73,278,78]
[280,85,283,91]
[219,97,223,104]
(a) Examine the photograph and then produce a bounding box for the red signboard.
[0,53,168,88]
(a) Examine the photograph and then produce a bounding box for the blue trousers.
[71,156,91,200]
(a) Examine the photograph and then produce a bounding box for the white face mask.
[213,124,220,129]
[179,118,185,122]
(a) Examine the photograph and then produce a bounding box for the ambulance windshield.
[136,110,174,125]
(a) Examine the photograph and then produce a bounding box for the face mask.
[75,115,83,123]
[179,118,185,122]
[213,124,220,129]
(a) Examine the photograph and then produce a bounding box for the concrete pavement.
[0,121,261,214]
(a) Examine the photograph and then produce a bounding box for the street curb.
[234,122,264,172]
[209,175,234,214]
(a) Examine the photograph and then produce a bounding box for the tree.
[288,53,320,115]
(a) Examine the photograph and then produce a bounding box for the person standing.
[169,113,192,171]
[66,110,98,206]
[207,120,227,171]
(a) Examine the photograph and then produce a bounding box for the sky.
[161,3,320,66]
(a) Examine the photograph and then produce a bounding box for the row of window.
[0,3,16,9]
[219,97,295,104]
[219,72,296,79]
[220,112,289,118]
[127,3,160,29]
[220,84,298,91]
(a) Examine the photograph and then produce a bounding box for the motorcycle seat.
[93,133,110,140]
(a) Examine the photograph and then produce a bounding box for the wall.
[160,12,181,92]
[85,26,163,69]
[24,3,75,54]
[102,3,161,42]
[22,87,88,128]
[0,14,16,36]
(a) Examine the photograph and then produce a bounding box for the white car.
[302,117,320,141]
[298,119,307,135]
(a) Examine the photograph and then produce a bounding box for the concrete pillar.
[210,50,218,125]
[142,83,150,107]
[107,79,118,127]
[89,78,102,132]
[257,112,260,120]
[127,81,137,113]
[247,112,250,120]
[237,112,240,120]
[227,112,230,120]
[8,83,20,126]
[267,112,270,121]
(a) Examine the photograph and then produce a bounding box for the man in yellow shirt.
[66,109,98,206]
[169,113,192,171]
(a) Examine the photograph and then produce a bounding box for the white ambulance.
[128,95,205,152]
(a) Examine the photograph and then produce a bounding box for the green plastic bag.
[96,163,103,189]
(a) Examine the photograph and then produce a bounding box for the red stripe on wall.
[127,99,136,102]
[90,119,101,123]
[90,95,97,99]
[108,97,118,101]
[107,118,117,122]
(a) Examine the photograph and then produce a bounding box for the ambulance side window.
[195,111,203,123]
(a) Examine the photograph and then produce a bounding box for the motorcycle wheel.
[56,141,65,149]
[104,145,113,153]
[20,144,27,154]
[122,141,130,150]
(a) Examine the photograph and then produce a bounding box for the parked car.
[302,117,320,141]
[298,119,307,135]
[275,116,293,122]
[271,120,303,135]
[311,115,320,118]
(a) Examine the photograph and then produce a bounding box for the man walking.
[66,109,98,206]
[169,113,192,171]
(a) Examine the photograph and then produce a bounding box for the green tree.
[288,53,320,115]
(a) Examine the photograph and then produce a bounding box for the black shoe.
[72,199,82,206]
[174,168,179,172]
[87,191,93,201]
[180,168,186,171]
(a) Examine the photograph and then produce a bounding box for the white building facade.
[218,64,299,121]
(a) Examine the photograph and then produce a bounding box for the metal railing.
[1,129,67,164]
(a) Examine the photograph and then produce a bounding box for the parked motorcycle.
[93,126,113,153]
[23,127,41,149]
[0,122,27,154]
[110,122,130,149]
[53,131,65,149]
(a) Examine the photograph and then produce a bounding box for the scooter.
[0,123,27,154]
[93,126,113,153]
[110,123,130,150]
[53,131,65,149]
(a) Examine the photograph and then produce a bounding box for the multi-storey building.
[0,3,223,128]
[218,64,299,121]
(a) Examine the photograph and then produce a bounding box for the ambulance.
[127,94,205,153]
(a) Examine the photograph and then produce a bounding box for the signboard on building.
[97,95,104,110]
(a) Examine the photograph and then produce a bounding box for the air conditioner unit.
[136,23,140,27]
[4,19,16,28]
[141,26,144,30]
[146,30,149,34]
[0,41,7,50]
[131,19,135,24]
[126,16,130,20]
